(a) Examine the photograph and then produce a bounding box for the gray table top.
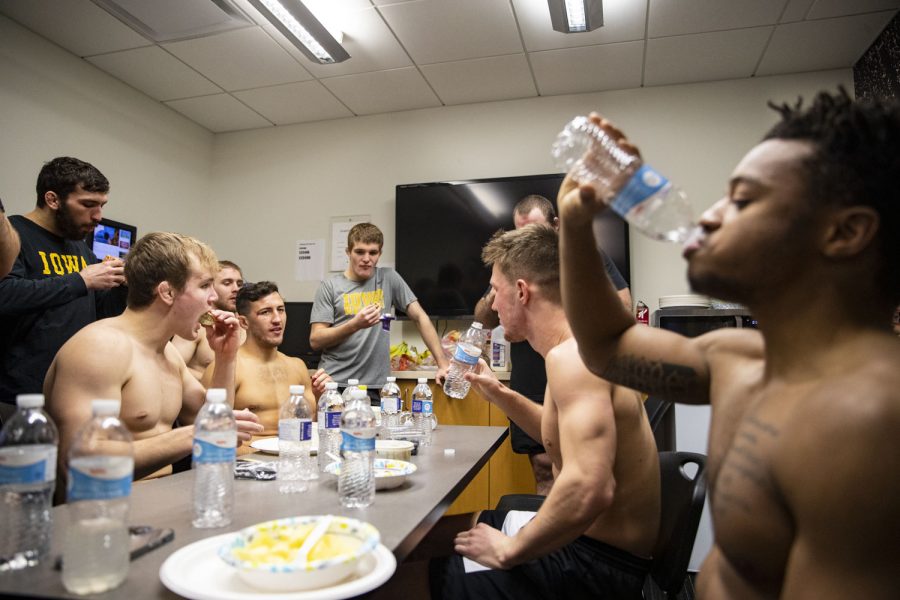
[0,425,507,600]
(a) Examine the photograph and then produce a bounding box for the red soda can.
[635,301,649,325]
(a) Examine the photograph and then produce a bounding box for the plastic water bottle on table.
[192,388,236,528]
[379,376,402,434]
[318,381,343,472]
[279,384,314,493]
[0,393,58,570]
[339,389,376,508]
[411,378,434,447]
[62,399,133,595]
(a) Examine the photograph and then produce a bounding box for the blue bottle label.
[610,165,669,216]
[300,420,312,441]
[412,399,423,414]
[453,343,480,365]
[192,431,237,465]
[0,445,57,485]
[325,411,342,429]
[341,429,375,452]
[421,400,433,416]
[67,456,133,502]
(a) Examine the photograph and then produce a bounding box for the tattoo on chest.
[714,415,780,518]
[603,355,699,400]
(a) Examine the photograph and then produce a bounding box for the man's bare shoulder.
[696,327,764,362]
[57,317,135,367]
[546,338,612,401]
[280,352,311,377]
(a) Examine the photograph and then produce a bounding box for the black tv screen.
[85,218,136,261]
[395,173,630,317]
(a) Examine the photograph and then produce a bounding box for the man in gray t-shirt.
[310,223,449,396]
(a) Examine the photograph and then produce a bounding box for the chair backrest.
[649,451,708,597]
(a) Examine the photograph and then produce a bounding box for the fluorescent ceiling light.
[548,0,603,33]
[248,0,350,64]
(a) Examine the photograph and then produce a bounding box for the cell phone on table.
[53,526,175,570]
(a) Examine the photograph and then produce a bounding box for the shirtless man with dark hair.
[202,280,330,444]
[557,90,900,598]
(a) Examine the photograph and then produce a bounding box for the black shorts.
[509,394,545,455]
[429,510,650,600]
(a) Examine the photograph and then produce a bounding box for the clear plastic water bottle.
[62,399,133,595]
[339,389,376,508]
[379,376,402,434]
[192,388,235,528]
[318,382,343,473]
[278,385,314,493]
[443,322,489,399]
[551,115,696,243]
[411,378,433,447]
[341,378,360,404]
[0,394,58,570]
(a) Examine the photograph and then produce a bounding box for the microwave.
[652,307,757,337]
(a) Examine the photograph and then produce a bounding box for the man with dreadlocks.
[557,89,900,599]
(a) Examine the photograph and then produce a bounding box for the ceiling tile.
[0,0,150,56]
[378,0,522,64]
[165,94,273,133]
[421,54,537,105]
[512,0,647,51]
[649,0,785,37]
[807,0,900,19]
[757,11,896,75]
[529,40,644,96]
[233,81,354,124]
[645,27,773,87]
[163,27,312,91]
[86,46,221,101]
[321,67,442,115]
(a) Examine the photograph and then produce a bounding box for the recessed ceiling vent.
[91,0,253,42]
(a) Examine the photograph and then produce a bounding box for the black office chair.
[494,493,546,514]
[644,451,708,600]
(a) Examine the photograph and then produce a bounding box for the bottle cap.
[348,379,359,386]
[290,385,305,395]
[206,388,227,403]
[325,382,338,390]
[417,378,427,384]
[91,399,121,415]
[471,322,483,329]
[16,394,44,409]
[386,376,396,383]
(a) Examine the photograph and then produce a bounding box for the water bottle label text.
[0,445,57,485]
[325,411,342,429]
[611,165,669,216]
[193,432,237,464]
[453,343,481,365]
[67,456,133,501]
[341,430,375,452]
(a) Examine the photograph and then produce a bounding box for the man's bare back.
[542,338,660,558]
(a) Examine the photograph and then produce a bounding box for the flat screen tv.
[395,173,630,317]
[85,218,136,261]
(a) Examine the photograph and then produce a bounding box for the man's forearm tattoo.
[602,354,700,400]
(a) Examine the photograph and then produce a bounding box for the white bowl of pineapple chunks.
[218,515,380,592]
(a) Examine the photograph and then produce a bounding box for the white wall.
[0,15,213,239]
[208,68,852,345]
[0,12,852,344]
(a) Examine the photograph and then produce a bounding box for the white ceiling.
[1,0,896,133]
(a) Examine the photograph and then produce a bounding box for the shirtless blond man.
[203,281,330,440]
[558,91,900,598]
[44,232,263,495]
[172,260,244,379]
[428,224,659,600]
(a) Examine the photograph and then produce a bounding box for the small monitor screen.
[87,218,136,261]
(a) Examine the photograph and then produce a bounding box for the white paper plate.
[160,534,396,600]
[251,433,319,455]
[659,294,711,308]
